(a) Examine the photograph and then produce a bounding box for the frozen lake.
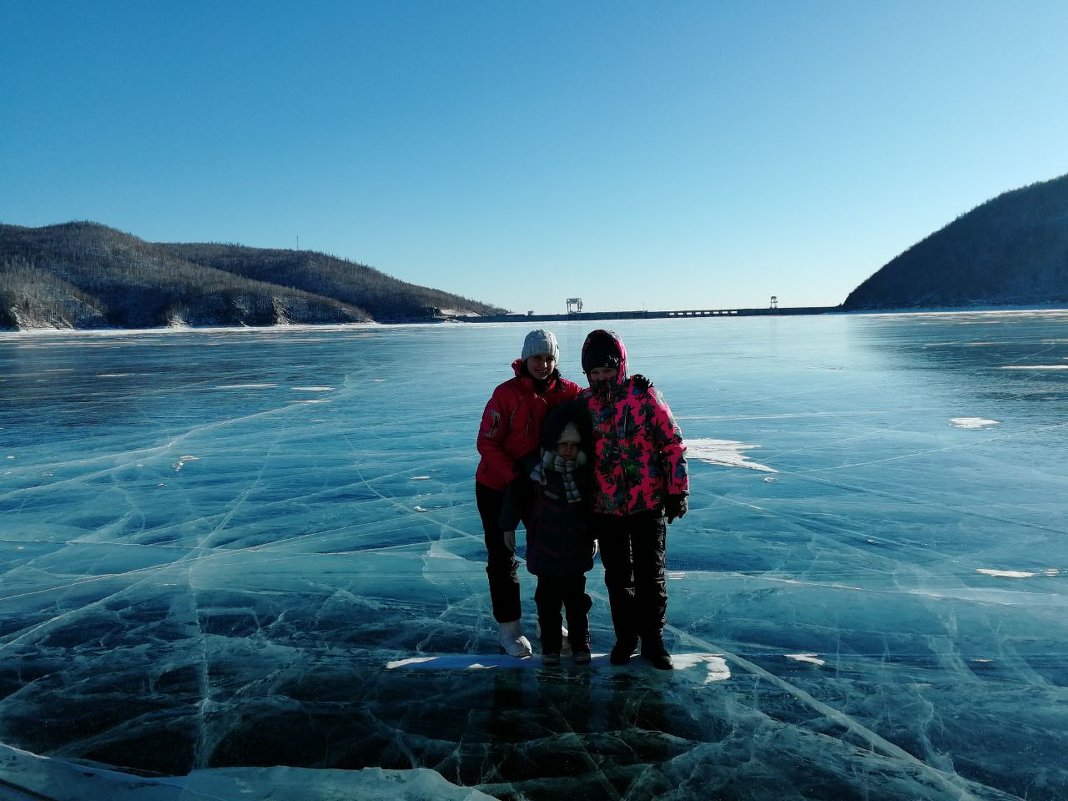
[1,311,1066,801]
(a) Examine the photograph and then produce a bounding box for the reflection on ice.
[385,652,731,684]
[1,314,1066,800]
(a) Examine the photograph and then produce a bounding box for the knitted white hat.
[521,329,559,360]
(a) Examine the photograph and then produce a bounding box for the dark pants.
[476,481,521,623]
[534,573,591,653]
[592,510,668,647]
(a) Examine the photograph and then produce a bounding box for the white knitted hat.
[521,329,559,360]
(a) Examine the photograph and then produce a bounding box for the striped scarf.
[530,449,585,504]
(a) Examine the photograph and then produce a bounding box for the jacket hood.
[580,329,628,384]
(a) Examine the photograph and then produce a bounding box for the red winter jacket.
[475,360,582,491]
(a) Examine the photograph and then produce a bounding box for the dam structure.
[452,304,841,324]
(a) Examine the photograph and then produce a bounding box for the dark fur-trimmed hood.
[540,400,594,453]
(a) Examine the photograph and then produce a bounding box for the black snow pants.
[592,509,668,648]
[476,481,522,623]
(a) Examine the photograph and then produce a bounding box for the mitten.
[665,494,688,523]
[631,373,652,391]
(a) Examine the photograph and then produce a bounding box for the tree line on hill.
[843,172,1068,310]
[0,222,506,330]
[3,170,1067,331]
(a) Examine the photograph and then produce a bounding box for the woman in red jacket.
[475,329,581,657]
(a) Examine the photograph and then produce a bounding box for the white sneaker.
[498,620,532,658]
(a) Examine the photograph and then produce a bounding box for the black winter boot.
[641,638,674,670]
[610,638,639,666]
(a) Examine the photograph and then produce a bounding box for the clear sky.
[3,1,1068,314]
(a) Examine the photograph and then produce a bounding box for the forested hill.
[843,173,1068,310]
[0,222,506,330]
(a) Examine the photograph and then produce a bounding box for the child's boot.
[610,637,639,665]
[536,619,571,653]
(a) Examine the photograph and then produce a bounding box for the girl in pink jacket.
[579,329,688,669]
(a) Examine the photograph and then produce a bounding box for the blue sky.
[3,1,1068,314]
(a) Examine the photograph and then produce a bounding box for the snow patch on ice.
[0,744,496,801]
[671,653,732,683]
[949,417,999,429]
[786,653,826,666]
[686,438,776,472]
[999,364,1068,370]
[172,455,200,472]
[977,568,1037,579]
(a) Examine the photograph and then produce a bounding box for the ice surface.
[1,312,1066,801]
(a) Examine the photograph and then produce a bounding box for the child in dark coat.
[500,403,596,665]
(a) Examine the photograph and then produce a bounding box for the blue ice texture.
[1,311,1066,800]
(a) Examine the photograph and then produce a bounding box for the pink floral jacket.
[580,331,688,516]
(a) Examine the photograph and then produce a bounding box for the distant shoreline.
[451,305,840,323]
[450,303,1068,323]
[3,305,1067,337]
